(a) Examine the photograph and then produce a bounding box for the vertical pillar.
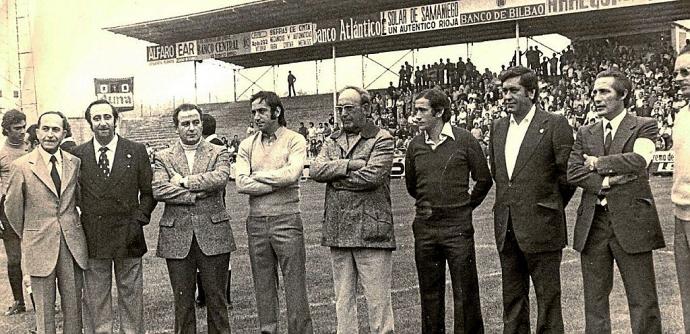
[361,55,365,88]
[315,60,319,94]
[193,61,198,104]
[233,68,237,102]
[515,21,521,66]
[272,65,276,92]
[332,46,337,122]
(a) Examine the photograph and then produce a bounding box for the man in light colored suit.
[568,69,663,333]
[152,103,235,334]
[5,111,88,334]
[73,100,156,334]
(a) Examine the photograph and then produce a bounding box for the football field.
[0,176,682,333]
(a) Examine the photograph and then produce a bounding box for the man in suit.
[568,69,663,333]
[0,109,31,316]
[5,111,88,334]
[236,91,313,334]
[73,100,156,334]
[489,66,575,334]
[152,103,234,334]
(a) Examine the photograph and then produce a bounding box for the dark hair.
[26,124,38,146]
[85,100,118,127]
[680,44,690,56]
[1,109,26,136]
[415,88,451,123]
[201,113,217,136]
[595,69,633,108]
[498,66,540,103]
[37,111,71,134]
[249,91,287,126]
[173,103,203,126]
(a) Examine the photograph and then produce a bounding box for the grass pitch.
[0,176,682,333]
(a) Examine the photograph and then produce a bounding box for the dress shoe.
[4,301,26,315]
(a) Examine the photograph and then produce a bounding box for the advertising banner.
[382,1,462,36]
[147,44,177,65]
[545,0,676,16]
[250,23,314,53]
[197,32,251,59]
[94,77,134,111]
[651,150,674,174]
[314,13,384,44]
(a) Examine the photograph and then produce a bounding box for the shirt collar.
[509,105,536,125]
[603,110,626,131]
[93,134,118,153]
[262,126,285,141]
[37,145,62,166]
[424,122,455,142]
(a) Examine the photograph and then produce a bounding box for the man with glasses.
[236,91,313,334]
[311,86,396,334]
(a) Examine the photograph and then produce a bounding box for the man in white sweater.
[673,45,690,332]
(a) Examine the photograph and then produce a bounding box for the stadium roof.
[105,1,690,68]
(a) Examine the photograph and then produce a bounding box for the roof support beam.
[362,49,412,90]
[235,66,272,100]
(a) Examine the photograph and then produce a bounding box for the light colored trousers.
[330,247,394,334]
[675,217,690,333]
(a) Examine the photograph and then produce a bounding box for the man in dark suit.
[73,100,156,334]
[489,66,575,334]
[153,103,234,334]
[567,69,663,334]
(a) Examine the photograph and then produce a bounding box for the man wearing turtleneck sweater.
[0,109,31,316]
[152,103,234,334]
[236,91,313,334]
[673,46,690,332]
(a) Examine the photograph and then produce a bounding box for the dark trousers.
[166,236,230,334]
[288,83,296,97]
[581,207,662,334]
[413,211,483,334]
[2,227,23,304]
[499,220,563,334]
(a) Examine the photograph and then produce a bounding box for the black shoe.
[4,301,26,316]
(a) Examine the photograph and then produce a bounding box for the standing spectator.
[415,66,423,90]
[489,66,575,334]
[152,103,235,333]
[229,135,241,155]
[673,44,690,333]
[549,53,559,77]
[445,58,455,86]
[568,69,663,333]
[307,122,317,143]
[0,109,30,316]
[5,111,88,334]
[74,100,156,334]
[287,70,297,97]
[246,122,256,136]
[405,88,492,333]
[310,86,396,334]
[235,91,313,334]
[298,122,308,139]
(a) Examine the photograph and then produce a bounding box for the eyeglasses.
[335,105,358,113]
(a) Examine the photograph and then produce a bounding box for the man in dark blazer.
[567,69,663,333]
[153,103,235,334]
[73,100,156,334]
[489,66,575,334]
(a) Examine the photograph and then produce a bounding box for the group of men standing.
[1,47,690,334]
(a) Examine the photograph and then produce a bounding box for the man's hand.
[347,159,366,171]
[583,154,599,172]
[609,174,638,186]
[170,173,184,187]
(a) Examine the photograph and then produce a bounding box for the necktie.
[98,147,110,178]
[50,155,61,196]
[604,123,613,155]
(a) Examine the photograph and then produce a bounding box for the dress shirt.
[37,146,62,179]
[424,122,455,151]
[505,105,536,179]
[92,134,118,172]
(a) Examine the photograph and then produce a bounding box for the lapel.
[493,117,509,180]
[191,140,213,174]
[335,133,360,158]
[331,121,379,158]
[511,109,547,179]
[29,150,58,197]
[170,142,191,176]
[609,113,636,155]
[108,139,130,184]
[61,152,76,197]
[587,121,606,157]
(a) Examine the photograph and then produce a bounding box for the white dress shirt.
[93,134,118,172]
[424,123,455,151]
[505,105,536,179]
[37,146,62,179]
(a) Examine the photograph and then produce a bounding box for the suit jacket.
[567,113,664,253]
[4,149,88,276]
[152,140,235,259]
[73,137,156,258]
[489,108,576,253]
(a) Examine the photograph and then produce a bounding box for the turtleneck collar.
[180,139,201,151]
